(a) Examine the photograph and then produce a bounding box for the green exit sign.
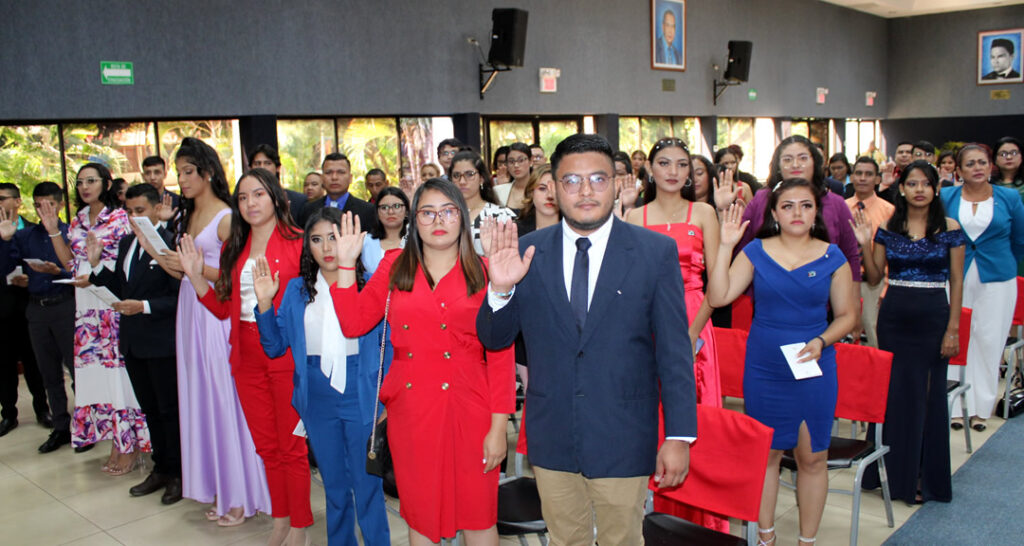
[100,61,134,85]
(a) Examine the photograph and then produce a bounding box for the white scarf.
[304,271,359,393]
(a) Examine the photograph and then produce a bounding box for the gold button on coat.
[402,324,409,329]
[407,352,413,358]
[440,323,447,330]
[405,382,412,389]
[443,351,451,359]
[441,382,450,390]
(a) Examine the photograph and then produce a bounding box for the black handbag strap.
[368,290,390,456]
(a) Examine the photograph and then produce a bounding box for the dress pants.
[234,322,313,527]
[532,465,648,546]
[25,298,75,432]
[0,300,49,421]
[123,348,180,476]
[304,356,389,546]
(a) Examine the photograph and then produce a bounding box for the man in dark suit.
[248,144,307,226]
[142,155,181,209]
[478,134,696,545]
[299,152,375,230]
[89,184,182,504]
[982,38,1021,80]
[655,7,682,65]
[0,183,51,436]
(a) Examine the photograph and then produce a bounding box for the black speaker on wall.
[723,41,753,82]
[488,8,528,67]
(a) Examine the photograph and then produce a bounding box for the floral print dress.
[67,206,151,453]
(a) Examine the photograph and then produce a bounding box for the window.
[844,119,882,163]
[158,120,242,192]
[488,120,534,152]
[0,124,62,222]
[717,117,755,174]
[620,116,702,157]
[62,122,156,192]
[277,119,337,191]
[538,120,578,159]
[335,117,399,201]
[401,117,452,183]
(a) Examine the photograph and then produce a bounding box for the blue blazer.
[477,218,697,478]
[255,277,391,425]
[941,184,1024,283]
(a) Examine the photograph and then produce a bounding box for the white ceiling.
[819,0,1024,18]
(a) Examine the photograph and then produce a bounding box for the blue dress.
[742,239,847,451]
[862,228,966,504]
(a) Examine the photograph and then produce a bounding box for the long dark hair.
[451,151,499,205]
[885,160,947,240]
[692,154,718,206]
[73,163,121,212]
[643,137,694,204]
[766,135,825,190]
[370,186,410,240]
[756,178,830,242]
[389,178,485,295]
[300,207,343,303]
[215,168,301,301]
[172,137,232,240]
[993,136,1024,185]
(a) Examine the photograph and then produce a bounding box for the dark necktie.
[571,237,591,332]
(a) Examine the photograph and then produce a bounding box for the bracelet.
[48,232,61,238]
[492,287,514,299]
[338,265,356,271]
[814,335,827,347]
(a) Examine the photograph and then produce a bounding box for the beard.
[562,201,614,232]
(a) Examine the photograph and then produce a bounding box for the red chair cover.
[732,294,753,331]
[834,343,893,424]
[1013,278,1024,326]
[650,406,773,522]
[713,327,747,399]
[950,308,972,367]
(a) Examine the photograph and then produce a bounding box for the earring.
[684,177,693,187]
[900,191,905,196]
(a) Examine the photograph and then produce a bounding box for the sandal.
[799,536,816,544]
[205,508,220,522]
[757,526,776,546]
[107,452,140,476]
[950,418,964,431]
[217,510,246,527]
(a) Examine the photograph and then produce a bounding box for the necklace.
[655,202,687,231]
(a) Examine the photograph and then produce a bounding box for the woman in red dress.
[179,168,311,546]
[625,137,725,531]
[330,178,515,545]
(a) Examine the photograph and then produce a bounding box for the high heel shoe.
[757,526,775,546]
[107,452,140,476]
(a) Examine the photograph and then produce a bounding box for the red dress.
[331,253,515,542]
[643,203,727,532]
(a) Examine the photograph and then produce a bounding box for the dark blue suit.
[477,218,697,478]
[255,277,390,546]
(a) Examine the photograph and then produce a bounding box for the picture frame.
[977,28,1023,85]
[651,0,686,72]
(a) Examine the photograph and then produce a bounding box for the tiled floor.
[0,377,1006,545]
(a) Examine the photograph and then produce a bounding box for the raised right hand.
[251,256,280,306]
[879,160,896,191]
[719,202,749,248]
[155,193,178,223]
[849,208,874,249]
[0,207,15,241]
[37,199,60,235]
[330,211,365,267]
[85,232,103,268]
[177,234,206,282]
[486,218,534,293]
[713,168,743,210]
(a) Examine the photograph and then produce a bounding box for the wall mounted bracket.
[713,78,741,106]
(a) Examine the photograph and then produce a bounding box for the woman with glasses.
[493,142,533,209]
[492,145,511,186]
[449,151,516,256]
[941,144,1024,432]
[624,138,725,531]
[362,186,410,278]
[992,137,1024,200]
[329,178,515,546]
[738,136,862,291]
[45,162,149,473]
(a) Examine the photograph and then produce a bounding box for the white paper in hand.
[89,286,122,307]
[780,343,823,380]
[131,216,170,255]
[23,258,48,266]
[5,266,23,284]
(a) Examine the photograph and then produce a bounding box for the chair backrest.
[732,294,753,331]
[834,343,893,424]
[713,327,747,399]
[950,308,972,367]
[1014,278,1024,326]
[654,405,773,522]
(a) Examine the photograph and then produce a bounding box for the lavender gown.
[176,208,271,516]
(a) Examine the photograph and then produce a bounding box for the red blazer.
[198,225,303,371]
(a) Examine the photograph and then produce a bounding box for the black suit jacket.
[477,219,697,478]
[90,228,179,359]
[0,219,34,319]
[285,189,307,227]
[982,69,1021,80]
[299,193,374,230]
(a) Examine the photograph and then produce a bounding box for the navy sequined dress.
[863,227,966,504]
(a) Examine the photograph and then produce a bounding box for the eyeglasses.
[779,154,813,167]
[377,203,406,212]
[559,173,612,194]
[75,177,103,186]
[416,207,460,225]
[439,150,457,158]
[507,156,529,166]
[999,149,1020,159]
[495,159,507,166]
[451,170,480,182]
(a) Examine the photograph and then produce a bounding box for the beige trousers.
[532,465,648,546]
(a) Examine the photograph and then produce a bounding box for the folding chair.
[496,452,547,545]
[713,327,748,401]
[947,308,972,453]
[1003,277,1024,419]
[643,405,774,546]
[780,343,894,546]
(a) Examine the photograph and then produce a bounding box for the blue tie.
[571,237,591,332]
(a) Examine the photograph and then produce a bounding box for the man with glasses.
[299,152,375,231]
[912,141,936,165]
[436,138,464,179]
[479,133,696,545]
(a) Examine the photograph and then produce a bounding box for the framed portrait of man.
[651,0,685,71]
[978,28,1023,85]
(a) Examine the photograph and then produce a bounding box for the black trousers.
[123,348,181,477]
[0,306,49,421]
[25,299,75,432]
